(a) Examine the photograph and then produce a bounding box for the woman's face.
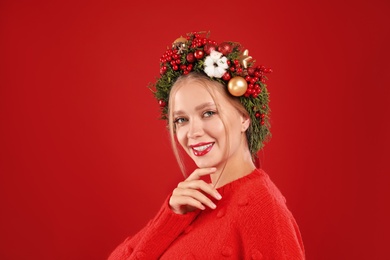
[172,81,248,169]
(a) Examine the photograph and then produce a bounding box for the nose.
[187,118,204,139]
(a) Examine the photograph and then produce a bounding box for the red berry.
[158,100,166,107]
[173,65,178,71]
[175,59,181,64]
[247,67,255,76]
[222,72,231,81]
[255,112,261,118]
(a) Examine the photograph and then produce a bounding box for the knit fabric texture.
[108,169,305,259]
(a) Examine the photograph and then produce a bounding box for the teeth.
[193,143,212,152]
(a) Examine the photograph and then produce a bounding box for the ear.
[240,114,250,132]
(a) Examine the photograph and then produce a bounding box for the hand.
[169,167,223,215]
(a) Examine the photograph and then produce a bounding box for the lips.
[189,142,214,156]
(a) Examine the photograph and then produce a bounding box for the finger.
[170,195,206,212]
[171,189,217,210]
[177,180,222,200]
[186,167,217,181]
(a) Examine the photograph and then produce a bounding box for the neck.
[210,148,256,189]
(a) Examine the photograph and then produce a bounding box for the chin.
[191,157,211,168]
[187,150,223,169]
[192,157,222,169]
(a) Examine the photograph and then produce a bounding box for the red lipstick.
[189,142,214,156]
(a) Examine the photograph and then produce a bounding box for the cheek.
[205,119,225,139]
[175,127,187,147]
[204,117,225,135]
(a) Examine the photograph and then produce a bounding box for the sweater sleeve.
[108,194,200,260]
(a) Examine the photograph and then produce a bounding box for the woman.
[109,32,305,259]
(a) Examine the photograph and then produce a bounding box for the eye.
[203,110,216,118]
[174,117,187,125]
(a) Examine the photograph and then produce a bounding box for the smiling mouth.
[190,142,214,156]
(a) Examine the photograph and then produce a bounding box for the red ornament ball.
[194,50,204,60]
[186,52,195,63]
[204,43,217,55]
[218,42,233,55]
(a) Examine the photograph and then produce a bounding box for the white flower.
[203,50,229,78]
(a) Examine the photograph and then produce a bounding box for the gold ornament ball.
[227,76,248,96]
[173,36,187,44]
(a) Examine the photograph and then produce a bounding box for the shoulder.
[229,169,297,232]
[233,169,288,212]
[229,169,305,258]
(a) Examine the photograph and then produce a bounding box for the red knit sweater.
[108,169,305,259]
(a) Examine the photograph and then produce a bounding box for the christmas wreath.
[149,31,272,156]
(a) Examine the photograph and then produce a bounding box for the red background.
[1,0,389,259]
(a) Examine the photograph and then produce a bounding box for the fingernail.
[210,203,217,209]
[215,193,222,200]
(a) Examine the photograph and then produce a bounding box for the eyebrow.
[173,102,216,116]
